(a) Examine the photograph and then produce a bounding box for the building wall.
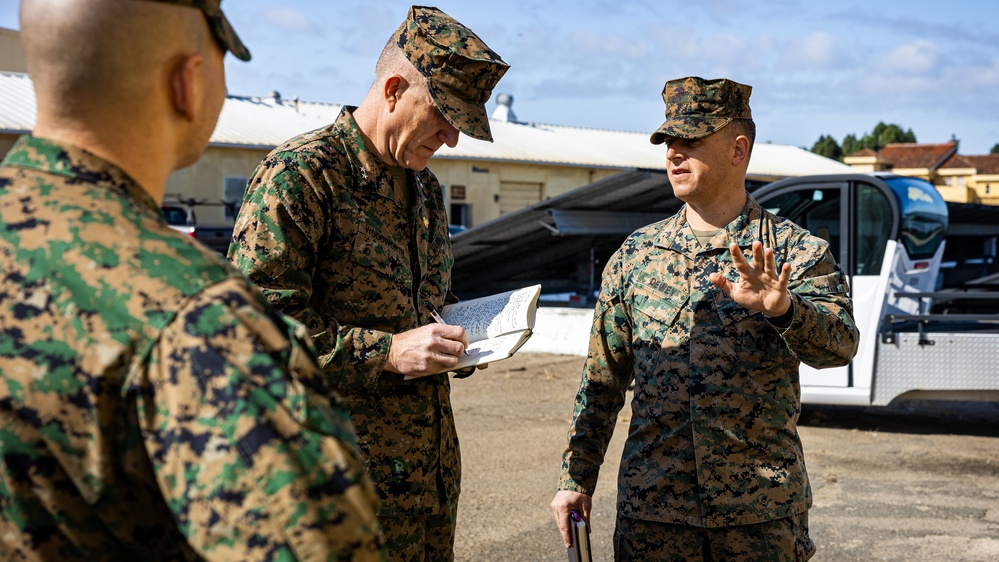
[164,145,270,224]
[163,148,624,226]
[842,155,883,173]
[971,174,999,203]
[888,167,933,182]
[0,28,27,73]
[429,158,620,226]
[0,132,18,159]
[934,184,976,204]
[6,131,629,227]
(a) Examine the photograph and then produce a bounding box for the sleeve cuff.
[765,295,795,330]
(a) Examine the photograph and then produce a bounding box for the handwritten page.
[447,331,532,372]
[440,285,540,342]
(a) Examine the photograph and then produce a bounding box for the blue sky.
[2,0,997,153]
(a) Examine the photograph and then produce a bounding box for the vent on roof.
[491,92,517,123]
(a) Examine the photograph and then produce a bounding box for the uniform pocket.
[629,282,685,374]
[340,224,413,317]
[350,223,407,279]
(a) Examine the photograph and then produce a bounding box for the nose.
[666,144,684,163]
[437,123,459,148]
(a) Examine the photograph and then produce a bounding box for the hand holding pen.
[424,301,468,355]
[382,303,468,378]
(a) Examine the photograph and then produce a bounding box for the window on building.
[957,177,965,188]
[450,202,472,228]
[223,176,248,220]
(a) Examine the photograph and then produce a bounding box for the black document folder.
[567,510,592,562]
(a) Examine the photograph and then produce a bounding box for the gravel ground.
[449,353,999,561]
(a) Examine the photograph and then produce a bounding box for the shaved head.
[373,39,426,94]
[21,0,215,122]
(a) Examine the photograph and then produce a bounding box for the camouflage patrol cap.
[142,0,251,61]
[650,76,752,145]
[391,5,509,142]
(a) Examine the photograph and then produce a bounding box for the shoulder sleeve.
[228,152,325,321]
[135,277,386,561]
[779,232,860,368]
[228,151,395,392]
[559,246,633,494]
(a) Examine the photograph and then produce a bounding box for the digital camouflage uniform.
[229,107,459,517]
[228,7,506,560]
[558,77,860,561]
[558,200,858,545]
[0,137,384,561]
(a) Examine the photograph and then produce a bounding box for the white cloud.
[961,59,999,87]
[569,29,650,60]
[799,31,836,66]
[259,8,318,34]
[878,40,940,76]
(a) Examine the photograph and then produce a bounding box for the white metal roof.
[439,119,853,178]
[0,72,36,134]
[211,93,344,148]
[0,71,851,178]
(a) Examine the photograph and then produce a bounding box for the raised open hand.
[709,240,792,317]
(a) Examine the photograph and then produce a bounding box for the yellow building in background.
[0,28,26,74]
[844,142,999,205]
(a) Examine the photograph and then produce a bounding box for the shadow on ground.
[799,399,999,437]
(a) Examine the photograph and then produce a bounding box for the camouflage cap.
[650,76,752,145]
[392,5,509,142]
[142,0,251,61]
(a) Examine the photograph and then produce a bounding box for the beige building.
[844,141,999,205]
[0,28,26,74]
[2,27,852,226]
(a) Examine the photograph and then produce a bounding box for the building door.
[451,203,472,228]
[499,181,543,215]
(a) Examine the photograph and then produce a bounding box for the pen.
[424,300,468,355]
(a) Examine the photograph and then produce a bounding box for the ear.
[732,134,750,166]
[170,53,204,123]
[383,75,405,112]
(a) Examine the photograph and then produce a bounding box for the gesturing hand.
[709,241,792,317]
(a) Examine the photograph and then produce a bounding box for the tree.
[841,134,861,158]
[859,122,916,151]
[990,144,999,155]
[811,135,842,161]
[811,122,919,160]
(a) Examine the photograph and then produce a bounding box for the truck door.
[758,183,852,388]
[757,177,899,396]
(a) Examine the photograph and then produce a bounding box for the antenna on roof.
[491,92,517,123]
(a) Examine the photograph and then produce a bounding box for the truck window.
[764,187,842,266]
[854,184,892,276]
[161,206,188,226]
[883,176,948,260]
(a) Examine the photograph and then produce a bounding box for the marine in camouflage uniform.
[553,77,860,562]
[1,1,383,560]
[228,6,507,561]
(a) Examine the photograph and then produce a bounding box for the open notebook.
[429,284,542,375]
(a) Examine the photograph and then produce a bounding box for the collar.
[336,106,434,203]
[336,107,390,198]
[1,135,160,215]
[653,194,769,252]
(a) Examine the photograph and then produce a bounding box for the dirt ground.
[449,353,999,561]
